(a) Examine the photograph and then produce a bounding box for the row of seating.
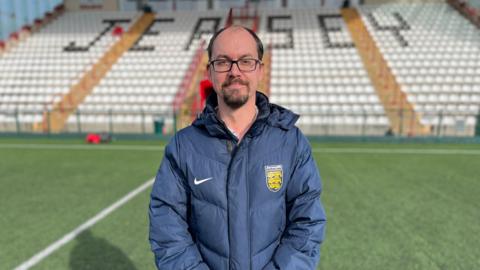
[396,75,479,84]
[403,84,480,93]
[271,94,381,103]
[359,2,480,135]
[76,104,171,113]
[272,85,374,93]
[270,76,370,84]
[297,115,389,125]
[408,94,480,103]
[83,95,174,103]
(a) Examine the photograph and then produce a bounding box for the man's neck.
[217,99,258,141]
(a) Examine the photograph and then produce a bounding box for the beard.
[220,77,251,109]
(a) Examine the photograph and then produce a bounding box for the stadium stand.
[0,11,139,132]
[359,3,480,136]
[72,10,226,133]
[1,1,479,137]
[258,8,389,135]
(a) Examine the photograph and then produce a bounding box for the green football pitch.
[1,137,479,270]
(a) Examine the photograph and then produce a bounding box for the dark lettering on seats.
[185,17,222,51]
[64,19,131,52]
[366,12,410,47]
[267,16,294,49]
[317,14,354,49]
[130,18,175,51]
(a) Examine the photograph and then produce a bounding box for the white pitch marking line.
[14,178,155,270]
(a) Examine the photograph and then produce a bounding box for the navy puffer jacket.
[149,92,326,270]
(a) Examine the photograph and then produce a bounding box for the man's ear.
[207,64,213,81]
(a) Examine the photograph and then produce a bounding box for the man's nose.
[228,62,242,76]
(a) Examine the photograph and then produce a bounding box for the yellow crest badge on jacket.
[265,165,283,192]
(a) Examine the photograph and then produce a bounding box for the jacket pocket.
[251,238,280,270]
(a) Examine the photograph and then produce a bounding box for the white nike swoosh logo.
[194,177,213,185]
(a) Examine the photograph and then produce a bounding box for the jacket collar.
[192,91,299,139]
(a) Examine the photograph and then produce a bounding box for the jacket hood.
[192,91,299,139]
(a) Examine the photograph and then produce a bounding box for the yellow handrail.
[35,13,156,133]
[341,8,430,136]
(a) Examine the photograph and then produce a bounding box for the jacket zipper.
[226,139,237,270]
[231,138,251,270]
[246,139,251,270]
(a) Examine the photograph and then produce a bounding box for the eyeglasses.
[209,58,261,73]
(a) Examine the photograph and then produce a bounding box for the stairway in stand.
[35,13,156,133]
[341,8,430,136]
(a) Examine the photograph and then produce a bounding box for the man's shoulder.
[173,124,205,141]
[266,123,312,152]
[163,125,198,148]
[263,119,302,138]
[166,124,216,152]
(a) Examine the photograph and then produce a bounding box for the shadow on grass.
[69,230,137,270]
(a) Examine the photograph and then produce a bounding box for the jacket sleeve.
[264,131,327,270]
[149,137,210,270]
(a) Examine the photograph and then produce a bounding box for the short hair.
[207,26,264,61]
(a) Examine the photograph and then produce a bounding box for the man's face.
[208,27,263,109]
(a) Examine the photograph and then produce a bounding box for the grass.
[318,151,480,270]
[0,137,479,269]
[0,139,161,270]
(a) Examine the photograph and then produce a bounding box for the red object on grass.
[86,133,101,144]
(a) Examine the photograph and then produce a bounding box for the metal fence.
[0,108,176,135]
[297,109,480,137]
[0,108,479,137]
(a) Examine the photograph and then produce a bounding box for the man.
[149,26,326,270]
